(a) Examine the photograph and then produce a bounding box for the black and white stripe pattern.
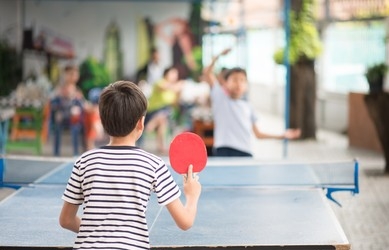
[62,146,181,250]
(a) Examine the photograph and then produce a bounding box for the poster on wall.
[135,2,204,82]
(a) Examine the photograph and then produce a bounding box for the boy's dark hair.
[163,66,176,77]
[224,67,247,80]
[64,64,78,72]
[150,47,158,55]
[220,67,229,73]
[99,81,147,137]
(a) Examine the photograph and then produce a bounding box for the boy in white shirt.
[202,49,301,157]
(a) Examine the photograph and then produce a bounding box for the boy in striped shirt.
[59,81,201,250]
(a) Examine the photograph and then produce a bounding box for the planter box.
[364,92,389,173]
[348,92,382,152]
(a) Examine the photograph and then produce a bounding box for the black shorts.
[144,106,172,125]
[214,147,252,157]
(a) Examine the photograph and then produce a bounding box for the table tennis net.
[175,160,358,188]
[182,159,359,206]
[1,159,358,190]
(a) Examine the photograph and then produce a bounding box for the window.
[322,21,386,93]
[202,29,286,86]
[246,28,285,86]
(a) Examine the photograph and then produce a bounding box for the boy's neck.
[64,81,76,86]
[108,135,137,147]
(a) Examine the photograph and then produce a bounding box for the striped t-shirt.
[62,146,181,250]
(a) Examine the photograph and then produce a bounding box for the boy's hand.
[183,165,201,201]
[284,129,301,139]
[166,164,202,230]
[220,48,231,56]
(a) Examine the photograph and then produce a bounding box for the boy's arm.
[202,48,231,87]
[59,201,81,233]
[165,165,201,231]
[252,124,301,140]
[155,80,183,97]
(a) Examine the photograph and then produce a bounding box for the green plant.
[273,0,322,65]
[365,63,387,85]
[78,57,111,97]
[0,39,23,96]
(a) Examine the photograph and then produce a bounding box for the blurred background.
[0,0,388,158]
[1,1,389,249]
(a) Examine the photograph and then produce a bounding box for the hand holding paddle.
[169,132,206,203]
[183,164,201,202]
[168,132,204,226]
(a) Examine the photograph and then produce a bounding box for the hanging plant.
[273,0,322,65]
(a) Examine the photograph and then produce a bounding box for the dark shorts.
[144,106,172,125]
[214,147,252,157]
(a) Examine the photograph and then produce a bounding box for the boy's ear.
[137,116,145,131]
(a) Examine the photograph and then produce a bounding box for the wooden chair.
[6,103,49,155]
[192,119,214,156]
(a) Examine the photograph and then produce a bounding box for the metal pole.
[283,0,291,158]
[210,0,215,59]
[238,0,247,68]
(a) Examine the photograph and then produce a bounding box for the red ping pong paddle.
[169,132,208,175]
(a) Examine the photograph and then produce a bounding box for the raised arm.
[202,48,231,87]
[166,165,201,230]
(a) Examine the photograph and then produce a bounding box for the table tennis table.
[0,157,358,249]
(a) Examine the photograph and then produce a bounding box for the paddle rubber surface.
[169,132,207,174]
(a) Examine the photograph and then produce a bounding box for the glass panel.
[246,28,286,86]
[323,21,386,93]
[202,33,239,71]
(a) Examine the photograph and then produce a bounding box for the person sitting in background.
[142,66,183,153]
[50,64,85,156]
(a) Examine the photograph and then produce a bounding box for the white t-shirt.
[211,83,258,154]
[147,62,163,86]
[62,146,181,250]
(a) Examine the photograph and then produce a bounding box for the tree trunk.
[291,0,304,11]
[290,59,317,139]
[364,93,389,173]
[288,0,317,139]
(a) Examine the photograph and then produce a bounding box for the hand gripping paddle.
[169,132,208,174]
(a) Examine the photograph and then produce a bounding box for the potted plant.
[365,63,387,94]
[363,62,389,173]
